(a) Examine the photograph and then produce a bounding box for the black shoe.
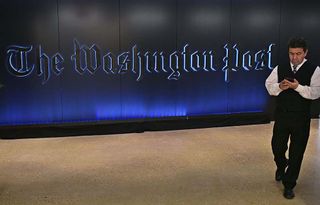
[275,169,284,181]
[283,188,295,199]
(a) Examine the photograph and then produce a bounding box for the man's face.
[289,47,307,66]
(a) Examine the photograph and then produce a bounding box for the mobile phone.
[285,77,294,82]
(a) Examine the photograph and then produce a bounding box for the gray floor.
[1,120,320,205]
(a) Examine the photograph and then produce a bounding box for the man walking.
[265,37,320,199]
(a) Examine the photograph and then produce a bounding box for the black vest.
[276,60,316,113]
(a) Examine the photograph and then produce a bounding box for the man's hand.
[279,79,299,90]
[287,79,299,89]
[279,79,290,90]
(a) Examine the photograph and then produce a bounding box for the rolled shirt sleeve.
[265,66,282,96]
[294,66,320,100]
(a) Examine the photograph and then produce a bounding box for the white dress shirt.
[265,59,320,100]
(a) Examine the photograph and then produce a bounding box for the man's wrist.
[294,84,302,92]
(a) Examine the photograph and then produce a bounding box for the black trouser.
[271,111,310,189]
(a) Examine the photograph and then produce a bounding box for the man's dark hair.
[288,37,308,52]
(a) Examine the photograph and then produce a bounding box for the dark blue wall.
[0,0,319,126]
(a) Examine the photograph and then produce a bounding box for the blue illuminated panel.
[1,41,275,124]
[0,0,279,126]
